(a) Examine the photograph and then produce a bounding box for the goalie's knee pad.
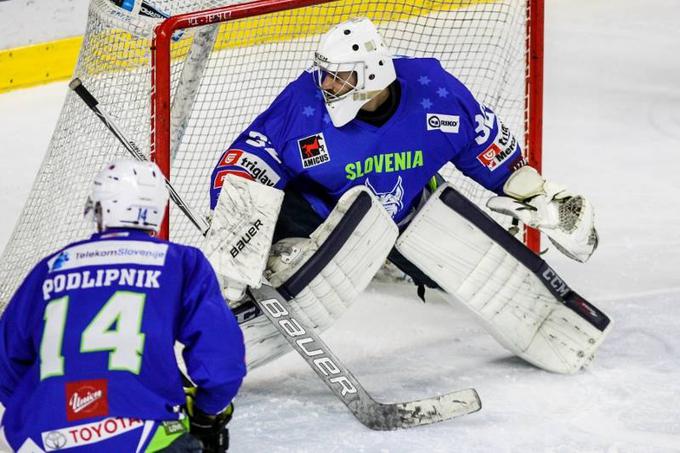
[242,187,398,369]
[396,183,611,374]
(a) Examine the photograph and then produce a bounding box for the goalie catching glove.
[487,166,599,262]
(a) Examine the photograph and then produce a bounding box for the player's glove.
[185,387,234,453]
[487,166,598,262]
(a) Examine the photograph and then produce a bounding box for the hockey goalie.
[204,17,611,375]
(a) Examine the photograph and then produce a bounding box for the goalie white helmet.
[313,17,396,127]
[84,159,169,233]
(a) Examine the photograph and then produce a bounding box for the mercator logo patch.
[298,133,330,168]
[476,122,517,171]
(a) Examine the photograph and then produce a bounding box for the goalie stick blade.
[248,284,482,430]
[350,387,481,431]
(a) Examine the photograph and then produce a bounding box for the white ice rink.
[1,0,680,451]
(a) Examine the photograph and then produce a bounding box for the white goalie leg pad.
[243,187,398,369]
[203,174,284,301]
[396,183,611,374]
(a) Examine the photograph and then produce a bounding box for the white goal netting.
[0,0,535,312]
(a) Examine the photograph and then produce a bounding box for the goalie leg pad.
[243,187,398,369]
[396,183,611,374]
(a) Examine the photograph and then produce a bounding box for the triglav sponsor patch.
[214,149,281,187]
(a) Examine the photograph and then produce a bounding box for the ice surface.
[1,0,679,451]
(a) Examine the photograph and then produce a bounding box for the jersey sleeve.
[209,89,295,210]
[442,71,526,194]
[0,261,46,404]
[177,247,246,414]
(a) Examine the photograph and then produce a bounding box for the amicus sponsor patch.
[426,113,460,133]
[476,122,518,171]
[214,149,281,187]
[298,133,331,169]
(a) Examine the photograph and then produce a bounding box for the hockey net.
[0,0,542,312]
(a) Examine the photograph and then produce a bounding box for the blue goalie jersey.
[0,229,246,451]
[210,57,526,223]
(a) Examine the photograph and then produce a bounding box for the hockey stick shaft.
[69,78,210,237]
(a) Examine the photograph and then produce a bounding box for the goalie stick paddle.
[68,77,210,237]
[69,76,482,429]
[248,284,482,430]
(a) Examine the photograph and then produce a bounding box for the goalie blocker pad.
[203,174,284,295]
[240,187,398,369]
[396,184,611,374]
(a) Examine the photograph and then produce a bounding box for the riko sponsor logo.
[426,113,460,133]
[476,123,517,171]
[298,133,331,169]
[66,379,108,422]
[214,149,281,187]
[41,417,143,451]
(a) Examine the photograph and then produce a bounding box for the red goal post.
[150,0,543,251]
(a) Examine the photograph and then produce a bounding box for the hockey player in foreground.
[0,160,246,452]
[206,18,610,377]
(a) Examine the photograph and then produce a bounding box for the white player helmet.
[313,17,396,127]
[84,159,169,233]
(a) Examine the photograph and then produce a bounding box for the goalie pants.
[275,188,440,291]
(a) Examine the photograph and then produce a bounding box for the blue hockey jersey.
[210,57,526,222]
[0,229,246,451]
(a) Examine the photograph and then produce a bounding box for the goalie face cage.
[0,0,542,313]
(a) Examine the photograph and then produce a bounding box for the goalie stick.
[249,282,481,430]
[70,77,481,429]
